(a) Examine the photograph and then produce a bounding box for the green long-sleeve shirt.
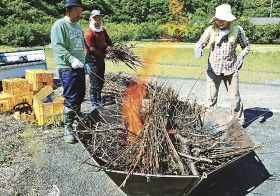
[51,17,85,69]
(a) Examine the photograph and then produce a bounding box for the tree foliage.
[0,0,279,46]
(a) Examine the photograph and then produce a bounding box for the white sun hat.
[210,4,237,23]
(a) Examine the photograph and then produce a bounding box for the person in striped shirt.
[195,4,250,123]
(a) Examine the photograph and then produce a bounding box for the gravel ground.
[1,76,280,196]
[156,77,280,113]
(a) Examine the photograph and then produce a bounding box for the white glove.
[194,47,203,59]
[235,55,244,70]
[71,58,84,69]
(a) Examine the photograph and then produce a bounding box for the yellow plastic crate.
[33,99,64,126]
[2,78,30,95]
[11,93,33,107]
[33,86,54,103]
[0,92,32,113]
[25,69,54,92]
[0,93,13,113]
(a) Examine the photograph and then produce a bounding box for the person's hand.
[71,58,84,69]
[194,47,203,59]
[235,55,244,70]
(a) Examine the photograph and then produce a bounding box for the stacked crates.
[33,86,64,126]
[0,70,64,125]
[0,78,33,113]
[25,69,54,92]
[2,78,30,95]
[0,93,12,113]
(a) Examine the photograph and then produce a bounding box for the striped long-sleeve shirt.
[196,25,250,75]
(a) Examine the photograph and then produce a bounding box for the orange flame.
[123,45,176,142]
[123,1,188,142]
[123,81,147,142]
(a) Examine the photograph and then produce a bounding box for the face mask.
[89,23,103,32]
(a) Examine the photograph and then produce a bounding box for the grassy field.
[106,43,280,83]
[0,45,15,52]
[1,43,280,83]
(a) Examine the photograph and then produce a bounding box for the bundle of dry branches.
[106,43,143,70]
[80,75,257,185]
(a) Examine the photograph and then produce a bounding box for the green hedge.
[0,19,279,47]
[0,20,54,47]
[102,22,165,41]
[237,17,280,44]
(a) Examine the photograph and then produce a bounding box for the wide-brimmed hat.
[65,0,83,8]
[210,4,236,23]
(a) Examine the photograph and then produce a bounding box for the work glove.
[194,47,203,59]
[70,58,84,69]
[235,55,244,70]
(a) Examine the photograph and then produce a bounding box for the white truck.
[0,49,47,80]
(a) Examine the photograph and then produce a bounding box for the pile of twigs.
[86,73,147,105]
[81,75,257,184]
[106,43,143,70]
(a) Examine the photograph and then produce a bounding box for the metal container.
[77,109,255,196]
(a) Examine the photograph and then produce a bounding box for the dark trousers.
[85,60,105,108]
[59,68,85,109]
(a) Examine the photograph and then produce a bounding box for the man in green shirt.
[51,0,85,144]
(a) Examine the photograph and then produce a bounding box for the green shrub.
[0,20,53,47]
[137,23,164,40]
[256,24,280,44]
[105,22,182,41]
[104,22,140,41]
[185,22,207,42]
[238,17,280,44]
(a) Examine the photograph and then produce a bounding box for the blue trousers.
[59,68,85,109]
